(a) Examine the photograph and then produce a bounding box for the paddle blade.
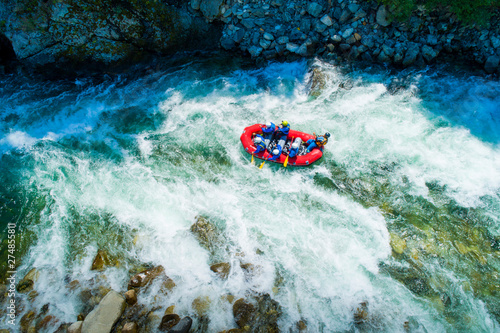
[283,155,289,168]
[259,160,266,169]
[251,154,254,164]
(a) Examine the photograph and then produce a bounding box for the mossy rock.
[190,215,223,253]
[17,268,39,293]
[233,298,255,328]
[390,233,406,255]
[20,310,36,333]
[192,296,211,316]
[210,262,231,279]
[158,313,180,331]
[91,249,111,271]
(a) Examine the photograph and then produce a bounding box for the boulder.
[339,10,352,23]
[260,39,272,49]
[17,268,39,293]
[307,3,323,18]
[233,298,256,328]
[167,317,193,333]
[221,36,236,50]
[68,321,83,333]
[320,15,333,27]
[248,46,263,58]
[402,43,420,67]
[190,216,223,253]
[91,250,110,271]
[263,33,274,41]
[122,322,138,333]
[210,262,231,279]
[484,55,499,74]
[421,45,439,63]
[81,290,126,333]
[158,314,180,331]
[390,233,406,255]
[199,0,224,21]
[124,290,137,305]
[276,36,289,44]
[128,266,168,290]
[376,5,391,27]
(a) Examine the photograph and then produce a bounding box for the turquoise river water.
[0,57,499,332]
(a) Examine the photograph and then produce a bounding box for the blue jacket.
[288,146,299,158]
[268,144,282,161]
[253,134,266,154]
[277,124,290,136]
[262,123,276,134]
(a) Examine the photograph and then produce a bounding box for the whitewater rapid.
[0,58,499,332]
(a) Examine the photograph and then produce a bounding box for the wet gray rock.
[307,3,323,18]
[248,45,263,57]
[376,5,391,27]
[200,0,224,20]
[421,45,439,62]
[402,43,420,67]
[81,290,126,333]
[260,39,272,49]
[68,321,83,333]
[484,55,500,74]
[339,10,352,23]
[320,15,333,27]
[167,317,193,333]
[276,36,289,44]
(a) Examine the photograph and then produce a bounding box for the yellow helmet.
[282,120,289,126]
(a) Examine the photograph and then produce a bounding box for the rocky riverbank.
[0,0,499,76]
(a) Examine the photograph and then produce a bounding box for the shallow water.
[0,57,499,332]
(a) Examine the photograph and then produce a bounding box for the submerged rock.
[233,298,256,328]
[190,215,224,254]
[91,249,111,271]
[128,265,171,290]
[124,289,137,305]
[210,262,231,279]
[158,313,180,331]
[17,268,40,293]
[122,322,138,333]
[167,316,193,333]
[307,67,329,98]
[81,290,126,333]
[68,321,83,333]
[67,321,83,333]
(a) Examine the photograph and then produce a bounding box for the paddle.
[259,152,268,169]
[251,153,254,164]
[283,137,294,168]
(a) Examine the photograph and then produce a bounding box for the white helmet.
[292,142,299,149]
[266,122,272,127]
[273,149,279,155]
[254,137,262,144]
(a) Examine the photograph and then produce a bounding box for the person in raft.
[288,141,300,158]
[275,120,290,140]
[305,132,330,153]
[261,122,276,138]
[252,133,267,154]
[268,146,282,161]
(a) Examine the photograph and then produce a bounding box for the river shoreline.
[0,0,499,78]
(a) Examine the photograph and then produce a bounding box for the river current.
[0,57,499,332]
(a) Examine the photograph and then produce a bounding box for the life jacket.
[278,124,290,135]
[254,134,267,151]
[315,136,328,147]
[288,147,299,157]
[262,123,276,134]
[268,144,282,161]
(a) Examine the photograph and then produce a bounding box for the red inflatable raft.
[240,123,323,166]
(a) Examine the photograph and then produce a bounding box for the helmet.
[292,142,299,149]
[273,149,279,155]
[255,137,262,144]
[325,132,331,138]
[266,122,272,127]
[282,120,289,126]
